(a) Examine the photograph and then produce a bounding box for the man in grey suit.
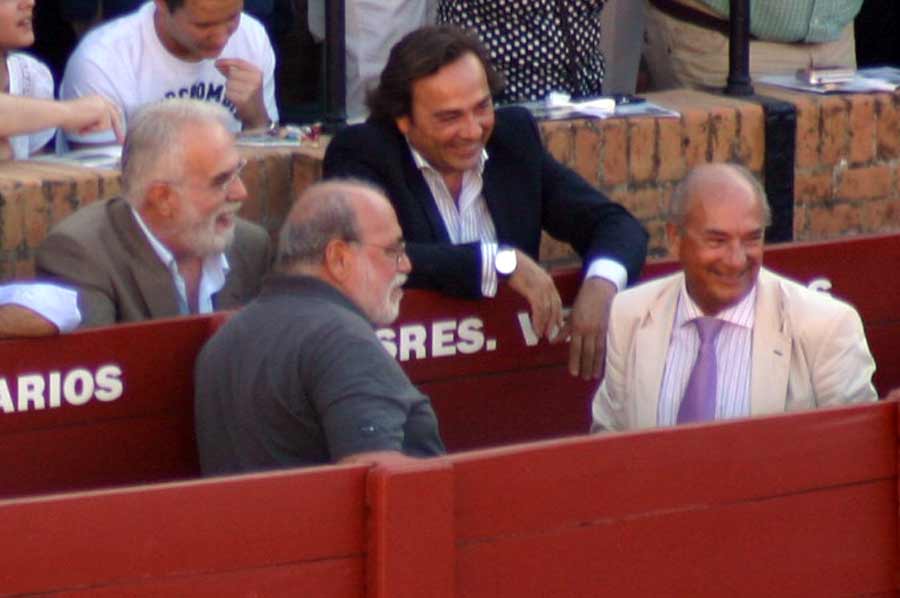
[36,99,271,327]
[592,163,876,432]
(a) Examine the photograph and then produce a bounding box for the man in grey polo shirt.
[194,179,445,473]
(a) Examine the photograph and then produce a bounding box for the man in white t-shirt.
[60,0,277,145]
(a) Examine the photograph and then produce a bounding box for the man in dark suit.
[36,98,271,327]
[323,25,648,380]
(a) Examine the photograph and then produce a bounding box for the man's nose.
[459,113,483,140]
[398,251,412,274]
[724,241,748,268]
[227,175,248,203]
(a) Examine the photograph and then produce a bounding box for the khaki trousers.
[643,1,857,91]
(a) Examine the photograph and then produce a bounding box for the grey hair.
[667,163,772,228]
[276,179,388,270]
[120,99,232,206]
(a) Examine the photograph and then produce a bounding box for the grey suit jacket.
[592,268,877,431]
[36,197,271,327]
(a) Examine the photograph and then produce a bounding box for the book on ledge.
[758,66,900,95]
[31,146,121,170]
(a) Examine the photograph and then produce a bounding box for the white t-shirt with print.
[7,52,55,159]
[60,1,278,144]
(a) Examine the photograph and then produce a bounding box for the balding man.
[194,180,445,474]
[592,163,876,432]
[36,99,271,327]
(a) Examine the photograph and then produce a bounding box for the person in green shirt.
[643,0,862,90]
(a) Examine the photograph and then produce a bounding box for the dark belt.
[648,0,757,40]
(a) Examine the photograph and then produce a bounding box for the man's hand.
[338,450,416,467]
[507,250,564,341]
[563,276,616,380]
[59,95,124,143]
[215,58,269,128]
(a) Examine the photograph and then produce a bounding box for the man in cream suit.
[36,99,270,327]
[592,163,876,432]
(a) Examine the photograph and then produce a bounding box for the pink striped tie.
[677,317,726,424]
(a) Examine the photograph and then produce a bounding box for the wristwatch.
[495,246,518,277]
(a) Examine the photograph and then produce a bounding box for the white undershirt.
[657,281,756,426]
[0,283,80,331]
[130,207,229,315]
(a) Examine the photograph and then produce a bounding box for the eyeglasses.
[164,158,247,194]
[353,240,408,266]
[212,158,247,194]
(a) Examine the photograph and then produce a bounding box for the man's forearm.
[0,94,70,137]
[0,305,59,338]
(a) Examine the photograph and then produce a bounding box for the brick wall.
[763,89,900,241]
[1,87,899,279]
[0,144,324,278]
[538,89,765,260]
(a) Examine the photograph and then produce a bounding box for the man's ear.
[665,222,681,260]
[395,114,411,136]
[323,238,352,282]
[153,0,171,14]
[143,182,176,219]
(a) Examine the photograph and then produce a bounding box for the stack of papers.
[524,96,680,121]
[758,66,900,94]
[32,145,122,170]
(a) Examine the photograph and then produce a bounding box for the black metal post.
[324,0,347,128]
[725,0,754,96]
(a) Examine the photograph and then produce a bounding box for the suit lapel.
[633,275,681,428]
[750,269,791,415]
[482,160,513,243]
[399,140,452,244]
[108,199,181,318]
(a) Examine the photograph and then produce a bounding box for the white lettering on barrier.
[378,318,493,362]
[379,279,836,363]
[808,278,832,293]
[0,364,124,414]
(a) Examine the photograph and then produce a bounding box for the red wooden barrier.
[0,315,217,498]
[449,401,899,596]
[0,464,368,597]
[0,233,897,502]
[1,401,893,596]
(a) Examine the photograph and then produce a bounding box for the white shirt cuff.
[0,283,82,332]
[585,258,628,292]
[480,242,499,297]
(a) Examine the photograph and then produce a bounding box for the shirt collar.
[130,205,231,288]
[406,141,489,176]
[675,276,757,330]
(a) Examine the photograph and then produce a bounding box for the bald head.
[668,163,771,230]
[278,179,411,324]
[666,163,769,315]
[277,179,389,271]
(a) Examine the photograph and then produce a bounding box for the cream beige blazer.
[592,268,877,431]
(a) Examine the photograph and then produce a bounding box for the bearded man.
[194,179,446,473]
[36,98,271,327]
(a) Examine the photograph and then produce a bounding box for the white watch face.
[496,248,517,276]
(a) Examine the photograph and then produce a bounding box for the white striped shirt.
[409,144,501,296]
[657,281,756,426]
[131,206,229,315]
[408,144,629,295]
